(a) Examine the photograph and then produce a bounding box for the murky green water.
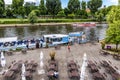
[0,24,108,41]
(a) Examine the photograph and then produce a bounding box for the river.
[0,24,108,41]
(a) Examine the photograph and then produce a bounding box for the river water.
[0,24,108,41]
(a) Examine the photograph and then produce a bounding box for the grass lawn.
[0,18,95,24]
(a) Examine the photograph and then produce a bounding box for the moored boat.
[72,22,96,27]
[0,32,87,51]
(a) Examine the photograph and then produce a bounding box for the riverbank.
[0,22,74,28]
[0,22,107,28]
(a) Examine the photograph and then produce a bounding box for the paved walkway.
[0,42,120,80]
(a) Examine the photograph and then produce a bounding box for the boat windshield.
[51,38,62,42]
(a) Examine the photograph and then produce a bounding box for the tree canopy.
[106,6,120,51]
[87,0,102,15]
[0,0,5,17]
[81,1,86,10]
[107,6,120,23]
[46,0,61,18]
[12,0,24,17]
[68,0,80,14]
[39,0,46,15]
[106,21,120,50]
[24,2,36,16]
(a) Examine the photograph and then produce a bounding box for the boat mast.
[80,53,87,80]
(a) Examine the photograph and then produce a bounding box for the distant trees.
[81,1,86,10]
[24,2,36,16]
[39,0,46,15]
[67,0,80,14]
[87,0,102,16]
[0,0,5,17]
[46,0,61,18]
[12,0,24,17]
[0,0,111,21]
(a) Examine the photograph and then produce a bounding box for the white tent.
[80,53,87,80]
[21,63,26,80]
[38,51,45,74]
[1,52,6,68]
[0,37,17,43]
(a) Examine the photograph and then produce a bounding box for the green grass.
[0,18,95,24]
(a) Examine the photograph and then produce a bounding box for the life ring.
[4,42,9,47]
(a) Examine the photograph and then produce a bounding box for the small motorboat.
[72,22,96,27]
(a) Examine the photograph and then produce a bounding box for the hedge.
[0,19,95,24]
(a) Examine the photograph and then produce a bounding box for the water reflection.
[0,24,108,41]
[0,28,4,37]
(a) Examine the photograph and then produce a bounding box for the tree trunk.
[116,44,118,52]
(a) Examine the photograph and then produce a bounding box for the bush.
[67,13,75,19]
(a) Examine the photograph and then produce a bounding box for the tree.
[95,12,104,22]
[12,0,24,17]
[67,0,80,14]
[5,5,13,18]
[46,0,61,18]
[24,2,36,16]
[87,0,102,16]
[81,1,86,10]
[39,0,46,15]
[106,21,120,51]
[28,11,38,24]
[0,0,5,17]
[106,6,120,51]
[107,6,120,23]
[64,8,71,16]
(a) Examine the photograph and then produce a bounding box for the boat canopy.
[43,34,68,38]
[69,32,83,37]
[0,37,17,43]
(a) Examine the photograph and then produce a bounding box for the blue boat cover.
[69,32,83,37]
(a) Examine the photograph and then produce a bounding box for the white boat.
[0,33,87,51]
[42,34,69,46]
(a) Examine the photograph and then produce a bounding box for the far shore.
[0,22,107,28]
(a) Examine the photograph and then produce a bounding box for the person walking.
[68,43,71,52]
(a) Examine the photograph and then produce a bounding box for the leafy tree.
[5,5,13,18]
[28,11,38,24]
[87,0,102,16]
[95,12,104,22]
[46,0,61,18]
[67,0,80,14]
[106,6,120,51]
[64,8,71,16]
[57,10,65,17]
[12,0,24,17]
[106,21,120,51]
[107,6,120,23]
[24,2,36,16]
[0,0,5,17]
[39,0,46,15]
[81,1,86,10]
[77,10,88,19]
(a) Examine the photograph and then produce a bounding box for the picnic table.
[92,72,105,80]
